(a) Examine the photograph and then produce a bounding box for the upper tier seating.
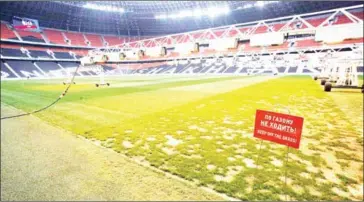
[103,36,124,46]
[43,29,66,44]
[84,34,104,47]
[64,32,87,46]
[16,30,45,43]
[1,23,18,40]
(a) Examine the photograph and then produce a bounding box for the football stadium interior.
[1,1,363,201]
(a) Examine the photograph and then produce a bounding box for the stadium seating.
[43,29,67,45]
[54,51,74,59]
[64,32,87,46]
[84,34,104,47]
[1,23,18,40]
[1,61,17,78]
[277,67,287,73]
[16,30,45,43]
[35,61,70,77]
[6,61,45,78]
[29,50,51,59]
[1,7,363,81]
[1,57,363,79]
[103,35,124,46]
[295,39,322,48]
[288,66,298,73]
[1,48,28,57]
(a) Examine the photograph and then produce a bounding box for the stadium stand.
[43,29,67,45]
[1,61,17,78]
[64,31,87,46]
[6,61,45,78]
[35,61,69,77]
[1,48,28,57]
[1,22,18,40]
[103,35,125,46]
[16,30,45,43]
[54,51,74,59]
[29,50,51,59]
[84,34,104,47]
[0,4,363,80]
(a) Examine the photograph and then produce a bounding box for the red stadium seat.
[64,31,87,46]
[16,30,44,42]
[103,36,124,46]
[43,29,67,45]
[295,39,322,48]
[1,23,18,40]
[84,34,104,47]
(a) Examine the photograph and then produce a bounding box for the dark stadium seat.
[224,66,238,73]
[54,51,74,59]
[58,62,83,76]
[288,66,298,73]
[302,69,313,73]
[1,48,28,57]
[29,50,52,59]
[174,64,189,73]
[277,67,287,73]
[35,61,66,77]
[6,61,45,78]
[1,61,17,78]
[239,67,248,73]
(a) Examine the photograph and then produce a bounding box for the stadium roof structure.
[0,1,362,36]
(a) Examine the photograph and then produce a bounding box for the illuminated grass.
[1,75,363,200]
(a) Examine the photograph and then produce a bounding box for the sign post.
[253,109,304,200]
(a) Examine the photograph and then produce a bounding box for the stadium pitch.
[1,75,363,201]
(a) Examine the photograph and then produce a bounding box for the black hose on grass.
[1,65,81,120]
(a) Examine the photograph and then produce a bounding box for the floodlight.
[244,4,253,9]
[207,7,219,18]
[83,3,124,13]
[256,1,265,7]
[179,10,193,18]
[193,9,203,17]
[221,6,230,14]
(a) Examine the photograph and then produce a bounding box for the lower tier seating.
[1,59,363,80]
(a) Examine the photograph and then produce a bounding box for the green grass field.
[1,75,363,200]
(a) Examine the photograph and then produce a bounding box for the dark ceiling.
[0,1,362,37]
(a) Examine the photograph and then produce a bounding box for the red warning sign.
[253,110,304,149]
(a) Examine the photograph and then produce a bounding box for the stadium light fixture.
[155,5,230,20]
[207,7,219,18]
[83,3,124,13]
[168,14,178,19]
[221,6,230,14]
[256,1,265,7]
[155,14,167,19]
[243,4,253,9]
[193,9,203,17]
[179,10,193,18]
